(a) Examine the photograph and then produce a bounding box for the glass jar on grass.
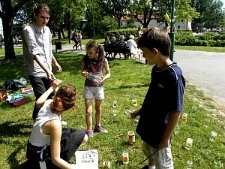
[131,98,137,107]
[122,151,129,164]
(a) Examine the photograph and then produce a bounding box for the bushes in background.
[175,31,225,47]
[105,29,225,47]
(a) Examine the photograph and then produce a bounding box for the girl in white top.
[26,80,88,169]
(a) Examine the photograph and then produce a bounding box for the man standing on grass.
[22,4,62,120]
[131,27,185,169]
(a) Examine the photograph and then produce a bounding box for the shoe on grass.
[94,125,108,133]
[86,130,93,137]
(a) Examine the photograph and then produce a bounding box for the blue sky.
[222,0,225,8]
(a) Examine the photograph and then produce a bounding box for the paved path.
[173,50,225,105]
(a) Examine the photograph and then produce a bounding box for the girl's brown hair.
[33,4,51,16]
[85,40,105,70]
[50,84,77,115]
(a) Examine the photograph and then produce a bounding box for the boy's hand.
[54,62,62,72]
[47,71,55,81]
[130,110,140,119]
[159,138,170,150]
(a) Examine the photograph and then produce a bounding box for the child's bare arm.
[81,59,88,77]
[159,111,180,150]
[100,58,111,83]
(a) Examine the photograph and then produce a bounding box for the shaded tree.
[129,0,158,28]
[0,0,31,60]
[191,0,224,29]
[96,0,130,28]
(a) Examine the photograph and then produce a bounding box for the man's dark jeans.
[28,76,54,119]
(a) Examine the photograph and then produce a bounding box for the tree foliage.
[175,0,200,22]
[1,0,225,60]
[191,0,224,29]
[0,0,31,60]
[129,0,158,28]
[96,0,130,28]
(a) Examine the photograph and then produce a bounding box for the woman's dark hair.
[33,4,51,16]
[85,40,105,70]
[50,84,77,115]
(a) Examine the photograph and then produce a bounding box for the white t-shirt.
[29,101,60,147]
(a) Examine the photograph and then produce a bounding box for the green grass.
[52,37,105,45]
[0,51,225,169]
[0,48,23,56]
[175,45,225,52]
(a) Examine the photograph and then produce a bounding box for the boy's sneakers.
[86,130,93,137]
[94,124,108,133]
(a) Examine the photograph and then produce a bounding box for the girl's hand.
[52,79,61,89]
[81,70,88,77]
[99,76,104,83]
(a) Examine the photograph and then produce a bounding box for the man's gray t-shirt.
[22,22,53,77]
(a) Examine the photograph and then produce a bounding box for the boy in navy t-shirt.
[131,27,185,169]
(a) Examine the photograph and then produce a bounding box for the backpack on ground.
[4,77,27,91]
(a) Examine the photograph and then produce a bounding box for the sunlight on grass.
[175,45,225,52]
[0,53,225,169]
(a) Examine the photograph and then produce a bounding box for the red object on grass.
[11,97,28,106]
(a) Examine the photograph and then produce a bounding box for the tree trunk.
[57,30,61,39]
[1,0,16,60]
[1,0,31,60]
[117,17,121,28]
[61,29,65,39]
[68,12,71,43]
[2,15,16,60]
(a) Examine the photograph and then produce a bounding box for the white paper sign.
[75,150,98,169]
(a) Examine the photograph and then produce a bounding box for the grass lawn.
[0,50,225,169]
[175,45,225,52]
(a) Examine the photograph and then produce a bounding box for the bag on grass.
[4,77,27,91]
[9,97,28,106]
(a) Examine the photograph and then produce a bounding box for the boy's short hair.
[138,27,171,56]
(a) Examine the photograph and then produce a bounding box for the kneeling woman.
[26,80,88,169]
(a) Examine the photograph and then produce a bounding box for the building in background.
[121,12,192,31]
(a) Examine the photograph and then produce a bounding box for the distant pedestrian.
[77,30,83,49]
[72,30,79,49]
[14,36,19,45]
